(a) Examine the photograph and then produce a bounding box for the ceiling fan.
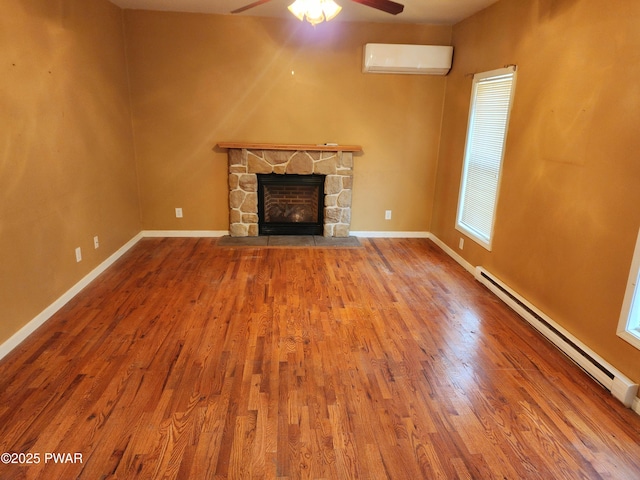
[231,0,405,17]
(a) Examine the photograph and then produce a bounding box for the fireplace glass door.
[257,174,324,235]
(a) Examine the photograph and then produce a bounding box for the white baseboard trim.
[147,230,425,239]
[351,231,429,238]
[0,232,144,361]
[427,233,475,274]
[141,230,229,238]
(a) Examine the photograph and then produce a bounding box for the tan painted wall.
[123,11,451,233]
[0,0,140,344]
[432,0,640,380]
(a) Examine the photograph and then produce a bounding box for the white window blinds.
[456,66,516,249]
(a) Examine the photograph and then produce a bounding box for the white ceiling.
[108,0,499,25]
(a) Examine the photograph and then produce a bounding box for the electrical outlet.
[94,236,99,249]
[75,247,82,263]
[459,238,464,250]
[175,208,183,218]
[385,210,392,220]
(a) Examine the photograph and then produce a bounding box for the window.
[456,66,517,249]
[617,227,640,350]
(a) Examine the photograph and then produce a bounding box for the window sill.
[455,224,492,251]
[617,329,640,351]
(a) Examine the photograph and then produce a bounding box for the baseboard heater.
[475,266,639,408]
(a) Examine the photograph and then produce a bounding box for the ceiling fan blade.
[350,0,404,15]
[231,0,273,14]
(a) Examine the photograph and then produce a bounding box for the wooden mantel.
[217,142,362,152]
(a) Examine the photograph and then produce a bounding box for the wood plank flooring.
[1,237,639,479]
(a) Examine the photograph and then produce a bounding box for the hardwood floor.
[1,237,639,479]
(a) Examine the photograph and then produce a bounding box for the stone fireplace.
[218,143,361,237]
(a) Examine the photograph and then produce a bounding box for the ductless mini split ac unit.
[362,43,454,75]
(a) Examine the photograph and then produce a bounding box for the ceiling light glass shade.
[322,0,342,21]
[288,0,342,25]
[287,0,307,21]
[306,1,325,25]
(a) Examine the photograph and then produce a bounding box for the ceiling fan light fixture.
[288,0,342,25]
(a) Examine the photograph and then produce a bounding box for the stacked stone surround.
[227,148,354,237]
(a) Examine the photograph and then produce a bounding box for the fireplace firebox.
[257,174,325,235]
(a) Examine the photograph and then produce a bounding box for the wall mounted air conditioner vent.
[363,43,453,75]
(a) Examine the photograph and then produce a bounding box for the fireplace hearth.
[258,174,324,235]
